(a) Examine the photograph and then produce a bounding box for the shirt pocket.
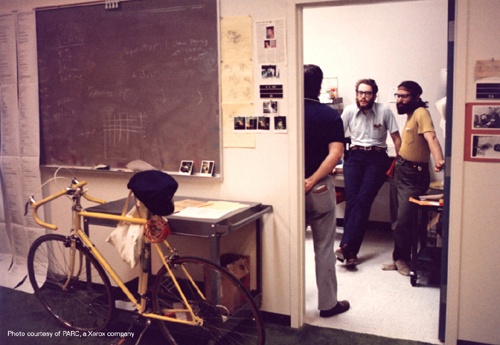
[403,127,415,144]
[372,124,386,140]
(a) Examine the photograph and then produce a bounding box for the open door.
[301,1,451,342]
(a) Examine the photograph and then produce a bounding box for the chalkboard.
[36,0,220,175]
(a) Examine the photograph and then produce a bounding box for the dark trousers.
[340,150,389,255]
[390,159,430,262]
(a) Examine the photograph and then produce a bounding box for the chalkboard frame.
[36,0,222,177]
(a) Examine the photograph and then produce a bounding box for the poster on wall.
[464,102,500,162]
[255,19,286,65]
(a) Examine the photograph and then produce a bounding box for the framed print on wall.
[464,102,500,162]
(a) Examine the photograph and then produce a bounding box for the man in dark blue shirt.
[304,64,349,317]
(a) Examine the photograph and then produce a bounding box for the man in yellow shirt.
[385,81,445,276]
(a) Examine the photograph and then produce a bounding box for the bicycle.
[26,170,265,345]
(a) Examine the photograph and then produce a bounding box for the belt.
[396,156,428,171]
[350,145,386,152]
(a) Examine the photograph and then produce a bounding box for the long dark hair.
[398,80,428,109]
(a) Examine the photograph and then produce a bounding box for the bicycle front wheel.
[27,234,114,331]
[152,256,265,345]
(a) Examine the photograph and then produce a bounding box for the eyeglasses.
[356,91,373,97]
[394,93,411,99]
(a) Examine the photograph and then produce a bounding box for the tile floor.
[305,227,442,344]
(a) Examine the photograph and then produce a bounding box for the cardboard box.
[225,256,250,288]
[205,255,250,314]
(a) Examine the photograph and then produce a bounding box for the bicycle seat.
[127,170,178,216]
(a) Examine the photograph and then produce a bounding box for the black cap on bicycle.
[128,170,178,216]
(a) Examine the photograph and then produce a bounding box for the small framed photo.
[234,116,246,130]
[470,104,500,129]
[263,100,278,113]
[199,160,215,176]
[179,160,193,175]
[274,115,287,131]
[258,116,270,130]
[246,116,257,130]
[469,134,500,161]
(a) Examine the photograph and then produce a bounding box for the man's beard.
[397,102,415,114]
[356,98,375,111]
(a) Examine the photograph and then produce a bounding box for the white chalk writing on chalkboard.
[37,0,220,174]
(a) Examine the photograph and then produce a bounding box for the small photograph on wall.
[266,26,275,39]
[179,160,193,175]
[263,100,278,114]
[258,116,270,131]
[470,135,500,160]
[200,160,215,176]
[261,65,280,79]
[274,116,287,132]
[234,116,246,130]
[264,40,276,49]
[246,116,257,130]
[471,105,500,129]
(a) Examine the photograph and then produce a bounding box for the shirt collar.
[355,107,375,117]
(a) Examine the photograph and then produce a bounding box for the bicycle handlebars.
[30,180,106,230]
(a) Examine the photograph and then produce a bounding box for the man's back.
[304,100,344,178]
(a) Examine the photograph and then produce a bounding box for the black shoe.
[319,300,350,318]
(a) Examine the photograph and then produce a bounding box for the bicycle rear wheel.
[152,256,265,345]
[27,234,114,331]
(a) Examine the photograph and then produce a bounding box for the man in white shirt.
[335,79,401,267]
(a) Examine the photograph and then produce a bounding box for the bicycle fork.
[59,236,85,291]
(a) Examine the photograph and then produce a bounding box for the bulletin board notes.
[36,0,220,175]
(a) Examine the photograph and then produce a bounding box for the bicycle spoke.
[27,234,114,331]
[152,257,264,345]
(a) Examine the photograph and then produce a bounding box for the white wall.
[303,1,448,106]
[449,1,500,344]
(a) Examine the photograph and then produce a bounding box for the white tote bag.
[106,192,144,269]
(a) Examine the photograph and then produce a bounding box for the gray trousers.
[306,175,338,311]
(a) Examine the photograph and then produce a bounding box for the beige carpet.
[305,227,442,344]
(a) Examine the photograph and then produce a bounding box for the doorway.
[301,1,449,343]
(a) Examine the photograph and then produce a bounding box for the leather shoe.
[346,255,358,267]
[335,245,349,263]
[320,300,350,318]
[336,245,358,266]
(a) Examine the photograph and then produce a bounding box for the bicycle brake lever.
[24,196,35,216]
[65,187,78,195]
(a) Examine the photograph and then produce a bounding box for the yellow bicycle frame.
[32,180,205,326]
